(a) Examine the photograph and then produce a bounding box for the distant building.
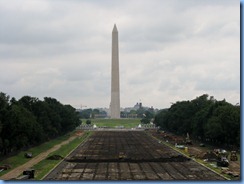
[123,102,143,112]
[134,102,142,110]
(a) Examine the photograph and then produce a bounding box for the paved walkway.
[0,135,77,180]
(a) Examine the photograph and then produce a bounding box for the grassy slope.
[0,132,90,178]
[0,134,72,177]
[34,131,91,180]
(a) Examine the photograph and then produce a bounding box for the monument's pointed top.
[112,24,118,32]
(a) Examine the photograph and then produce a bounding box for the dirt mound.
[221,168,239,178]
[0,164,11,170]
[47,155,64,160]
[197,151,218,161]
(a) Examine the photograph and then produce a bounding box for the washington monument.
[110,24,120,119]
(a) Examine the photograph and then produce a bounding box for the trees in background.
[140,109,155,124]
[0,92,80,156]
[154,94,240,148]
[79,108,108,119]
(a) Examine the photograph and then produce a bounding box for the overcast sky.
[0,0,240,109]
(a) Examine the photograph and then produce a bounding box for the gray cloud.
[0,0,240,109]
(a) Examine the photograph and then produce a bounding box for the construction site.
[44,130,231,180]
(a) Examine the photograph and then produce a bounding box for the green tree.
[0,92,10,154]
[0,92,81,156]
[0,92,10,124]
[79,109,92,119]
[86,119,91,125]
[136,107,145,118]
[60,105,80,133]
[140,110,154,124]
[154,94,240,148]
[3,104,44,152]
[204,103,240,146]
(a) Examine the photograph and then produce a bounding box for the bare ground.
[44,131,226,180]
[150,131,240,178]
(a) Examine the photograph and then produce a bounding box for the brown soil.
[44,131,226,180]
[150,130,240,178]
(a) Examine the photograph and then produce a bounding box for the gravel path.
[0,135,77,180]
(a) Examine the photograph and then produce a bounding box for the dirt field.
[44,131,226,180]
[150,130,240,179]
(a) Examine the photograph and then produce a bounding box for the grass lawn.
[81,118,141,128]
[0,134,70,177]
[0,131,90,178]
[33,131,91,180]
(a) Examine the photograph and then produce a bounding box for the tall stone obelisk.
[110,24,120,119]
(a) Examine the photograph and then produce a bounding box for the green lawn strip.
[32,159,60,180]
[81,118,141,128]
[33,131,92,180]
[0,133,73,177]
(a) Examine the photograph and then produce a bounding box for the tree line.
[121,107,156,120]
[78,108,107,119]
[79,107,156,121]
[0,92,80,156]
[154,94,240,148]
